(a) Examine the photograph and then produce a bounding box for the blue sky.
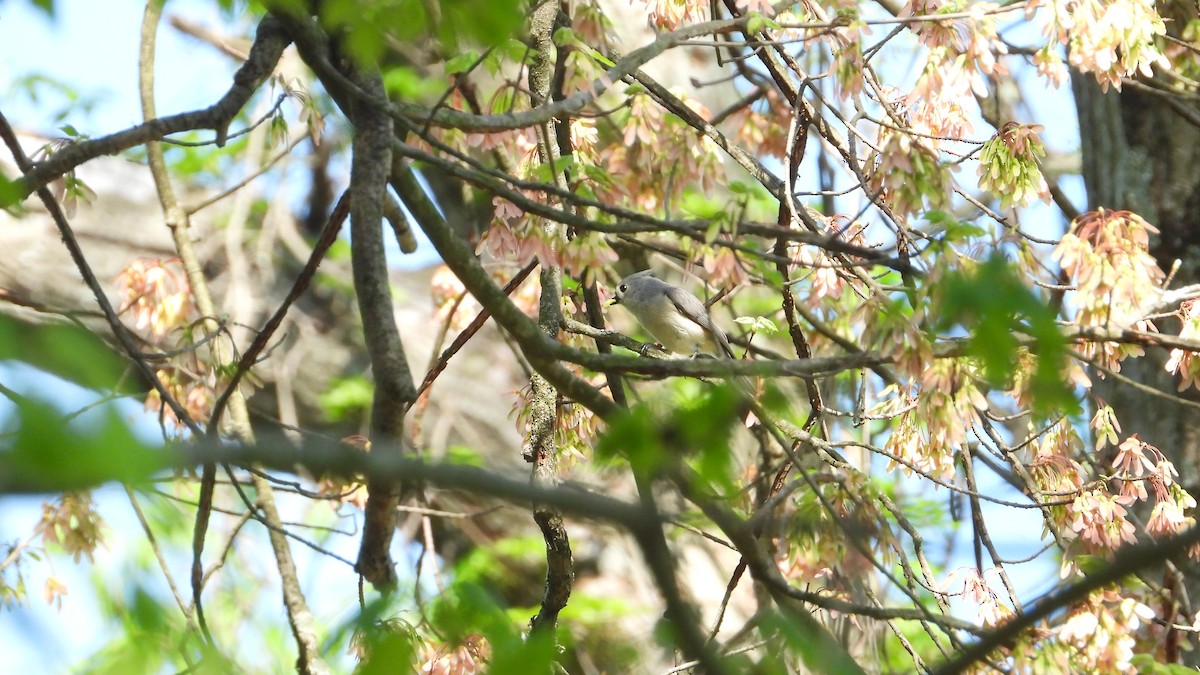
[0,3,365,671]
[0,0,239,135]
[0,1,216,669]
[0,2,449,669]
[0,0,441,267]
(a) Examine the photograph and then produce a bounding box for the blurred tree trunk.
[1072,68,1200,484]
[1072,7,1200,658]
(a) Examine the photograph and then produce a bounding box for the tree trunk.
[1073,61,1200,662]
[1073,69,1200,477]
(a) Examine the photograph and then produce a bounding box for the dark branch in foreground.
[4,431,1195,672]
[0,433,647,521]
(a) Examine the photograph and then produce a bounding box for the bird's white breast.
[639,294,713,354]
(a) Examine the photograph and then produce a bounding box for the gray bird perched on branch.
[607,269,735,358]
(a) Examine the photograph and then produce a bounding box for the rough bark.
[1073,74,1200,488]
[525,0,574,638]
[1073,61,1200,664]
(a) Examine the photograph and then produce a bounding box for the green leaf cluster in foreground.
[936,253,1075,415]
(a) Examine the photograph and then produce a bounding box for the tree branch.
[12,16,291,202]
[0,434,649,522]
[139,9,327,671]
[525,0,573,639]
[272,11,753,133]
[339,49,416,591]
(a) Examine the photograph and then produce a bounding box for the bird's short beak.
[605,298,619,306]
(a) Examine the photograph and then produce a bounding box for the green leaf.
[164,133,248,180]
[446,445,486,467]
[558,591,635,624]
[489,629,557,675]
[438,0,524,48]
[498,38,535,65]
[923,211,986,243]
[319,375,374,423]
[5,399,160,491]
[444,51,481,75]
[679,384,741,494]
[383,65,447,101]
[552,26,575,47]
[595,403,665,478]
[319,0,524,64]
[591,50,615,68]
[704,215,725,244]
[680,191,726,219]
[454,536,544,589]
[1071,554,1110,576]
[745,13,780,34]
[528,155,578,183]
[597,383,744,492]
[1129,655,1198,674]
[734,316,779,334]
[935,254,1074,414]
[0,170,23,209]
[0,315,124,390]
[268,112,288,147]
[759,610,825,670]
[319,0,394,64]
[356,621,419,675]
[429,582,517,645]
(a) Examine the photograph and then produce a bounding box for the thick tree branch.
[525,0,573,639]
[340,52,416,591]
[0,433,648,518]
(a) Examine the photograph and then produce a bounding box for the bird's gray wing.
[665,286,735,358]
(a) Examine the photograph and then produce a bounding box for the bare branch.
[338,50,417,591]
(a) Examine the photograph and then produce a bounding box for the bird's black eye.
[619,284,627,293]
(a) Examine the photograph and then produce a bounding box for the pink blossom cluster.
[1053,209,1165,370]
[1029,0,1169,91]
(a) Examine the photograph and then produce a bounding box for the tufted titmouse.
[607,270,735,358]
